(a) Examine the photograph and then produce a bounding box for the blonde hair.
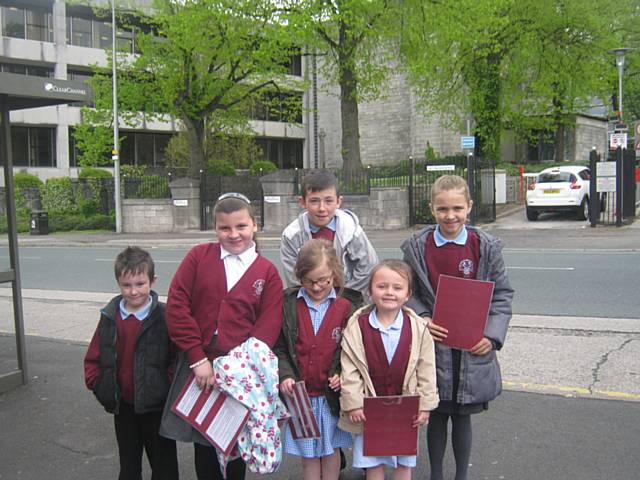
[367,259,412,294]
[294,239,345,292]
[431,174,471,203]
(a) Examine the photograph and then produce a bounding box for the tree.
[400,0,631,162]
[89,0,299,175]
[285,0,399,171]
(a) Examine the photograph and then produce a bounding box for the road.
[2,245,639,318]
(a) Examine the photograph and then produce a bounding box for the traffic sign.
[461,136,475,149]
[609,133,627,149]
[635,121,640,153]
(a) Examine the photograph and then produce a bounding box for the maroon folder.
[363,395,420,457]
[431,275,494,351]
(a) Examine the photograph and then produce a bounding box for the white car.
[525,166,591,221]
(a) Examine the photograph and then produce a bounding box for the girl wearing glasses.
[161,193,284,480]
[274,239,363,480]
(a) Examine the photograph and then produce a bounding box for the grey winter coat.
[401,225,514,405]
[280,208,378,296]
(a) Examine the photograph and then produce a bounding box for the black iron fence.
[122,175,171,200]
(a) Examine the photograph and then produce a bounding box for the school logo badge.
[459,259,474,277]
[252,279,265,297]
[331,327,342,344]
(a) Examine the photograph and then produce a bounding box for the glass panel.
[136,133,154,166]
[2,6,25,39]
[116,27,133,53]
[67,69,92,83]
[282,140,303,169]
[27,65,54,78]
[1,63,26,75]
[70,17,92,47]
[68,129,78,168]
[94,20,111,49]
[11,127,29,167]
[120,133,134,165]
[154,134,171,166]
[0,298,19,377]
[31,128,56,167]
[26,9,52,42]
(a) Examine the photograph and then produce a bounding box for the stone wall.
[122,199,174,233]
[260,171,410,232]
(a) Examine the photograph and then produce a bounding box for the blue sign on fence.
[461,136,475,149]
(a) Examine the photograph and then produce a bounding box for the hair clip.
[216,192,251,204]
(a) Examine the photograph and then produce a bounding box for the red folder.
[171,374,249,456]
[431,275,494,351]
[363,395,419,457]
[283,381,321,439]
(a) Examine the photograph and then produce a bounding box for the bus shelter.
[0,73,91,393]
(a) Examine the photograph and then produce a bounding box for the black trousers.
[194,443,246,480]
[114,402,179,480]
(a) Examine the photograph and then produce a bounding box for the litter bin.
[30,211,49,235]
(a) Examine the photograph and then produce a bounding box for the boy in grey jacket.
[280,170,378,296]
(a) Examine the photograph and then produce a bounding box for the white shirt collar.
[368,307,404,332]
[434,225,468,247]
[220,243,257,263]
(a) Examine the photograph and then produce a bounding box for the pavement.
[1,205,640,479]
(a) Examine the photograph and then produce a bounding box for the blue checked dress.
[283,289,352,458]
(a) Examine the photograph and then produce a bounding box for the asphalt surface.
[1,205,639,479]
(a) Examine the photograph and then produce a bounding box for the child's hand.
[279,378,296,396]
[413,410,430,428]
[328,374,341,392]
[427,320,448,342]
[470,337,493,355]
[193,362,215,391]
[349,408,366,424]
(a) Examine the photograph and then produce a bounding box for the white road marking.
[94,258,180,263]
[507,266,575,271]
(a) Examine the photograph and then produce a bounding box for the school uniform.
[159,242,284,480]
[339,305,439,469]
[84,291,178,480]
[401,225,514,409]
[274,286,362,458]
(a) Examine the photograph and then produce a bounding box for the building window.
[0,62,54,78]
[67,16,93,47]
[251,91,303,123]
[66,14,135,53]
[11,126,56,167]
[255,138,303,169]
[1,4,52,42]
[120,132,173,167]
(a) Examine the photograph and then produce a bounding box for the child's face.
[430,189,473,240]
[301,262,334,304]
[215,208,257,255]
[298,187,343,228]
[118,271,154,312]
[369,267,411,315]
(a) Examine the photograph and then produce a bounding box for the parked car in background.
[525,166,591,221]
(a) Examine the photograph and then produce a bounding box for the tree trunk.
[554,122,565,163]
[182,116,206,176]
[339,63,363,172]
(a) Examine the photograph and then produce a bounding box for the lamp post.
[112,0,122,233]
[611,48,631,125]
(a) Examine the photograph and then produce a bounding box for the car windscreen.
[537,172,572,183]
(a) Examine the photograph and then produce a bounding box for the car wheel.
[526,206,539,221]
[576,196,589,221]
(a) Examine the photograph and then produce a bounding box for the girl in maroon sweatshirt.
[160,193,284,480]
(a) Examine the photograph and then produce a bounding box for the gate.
[589,147,637,227]
[408,155,495,225]
[200,173,264,230]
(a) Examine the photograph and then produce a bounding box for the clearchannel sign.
[44,82,87,96]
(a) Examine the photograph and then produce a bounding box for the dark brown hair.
[367,259,412,294]
[301,169,340,198]
[294,239,345,292]
[114,246,155,282]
